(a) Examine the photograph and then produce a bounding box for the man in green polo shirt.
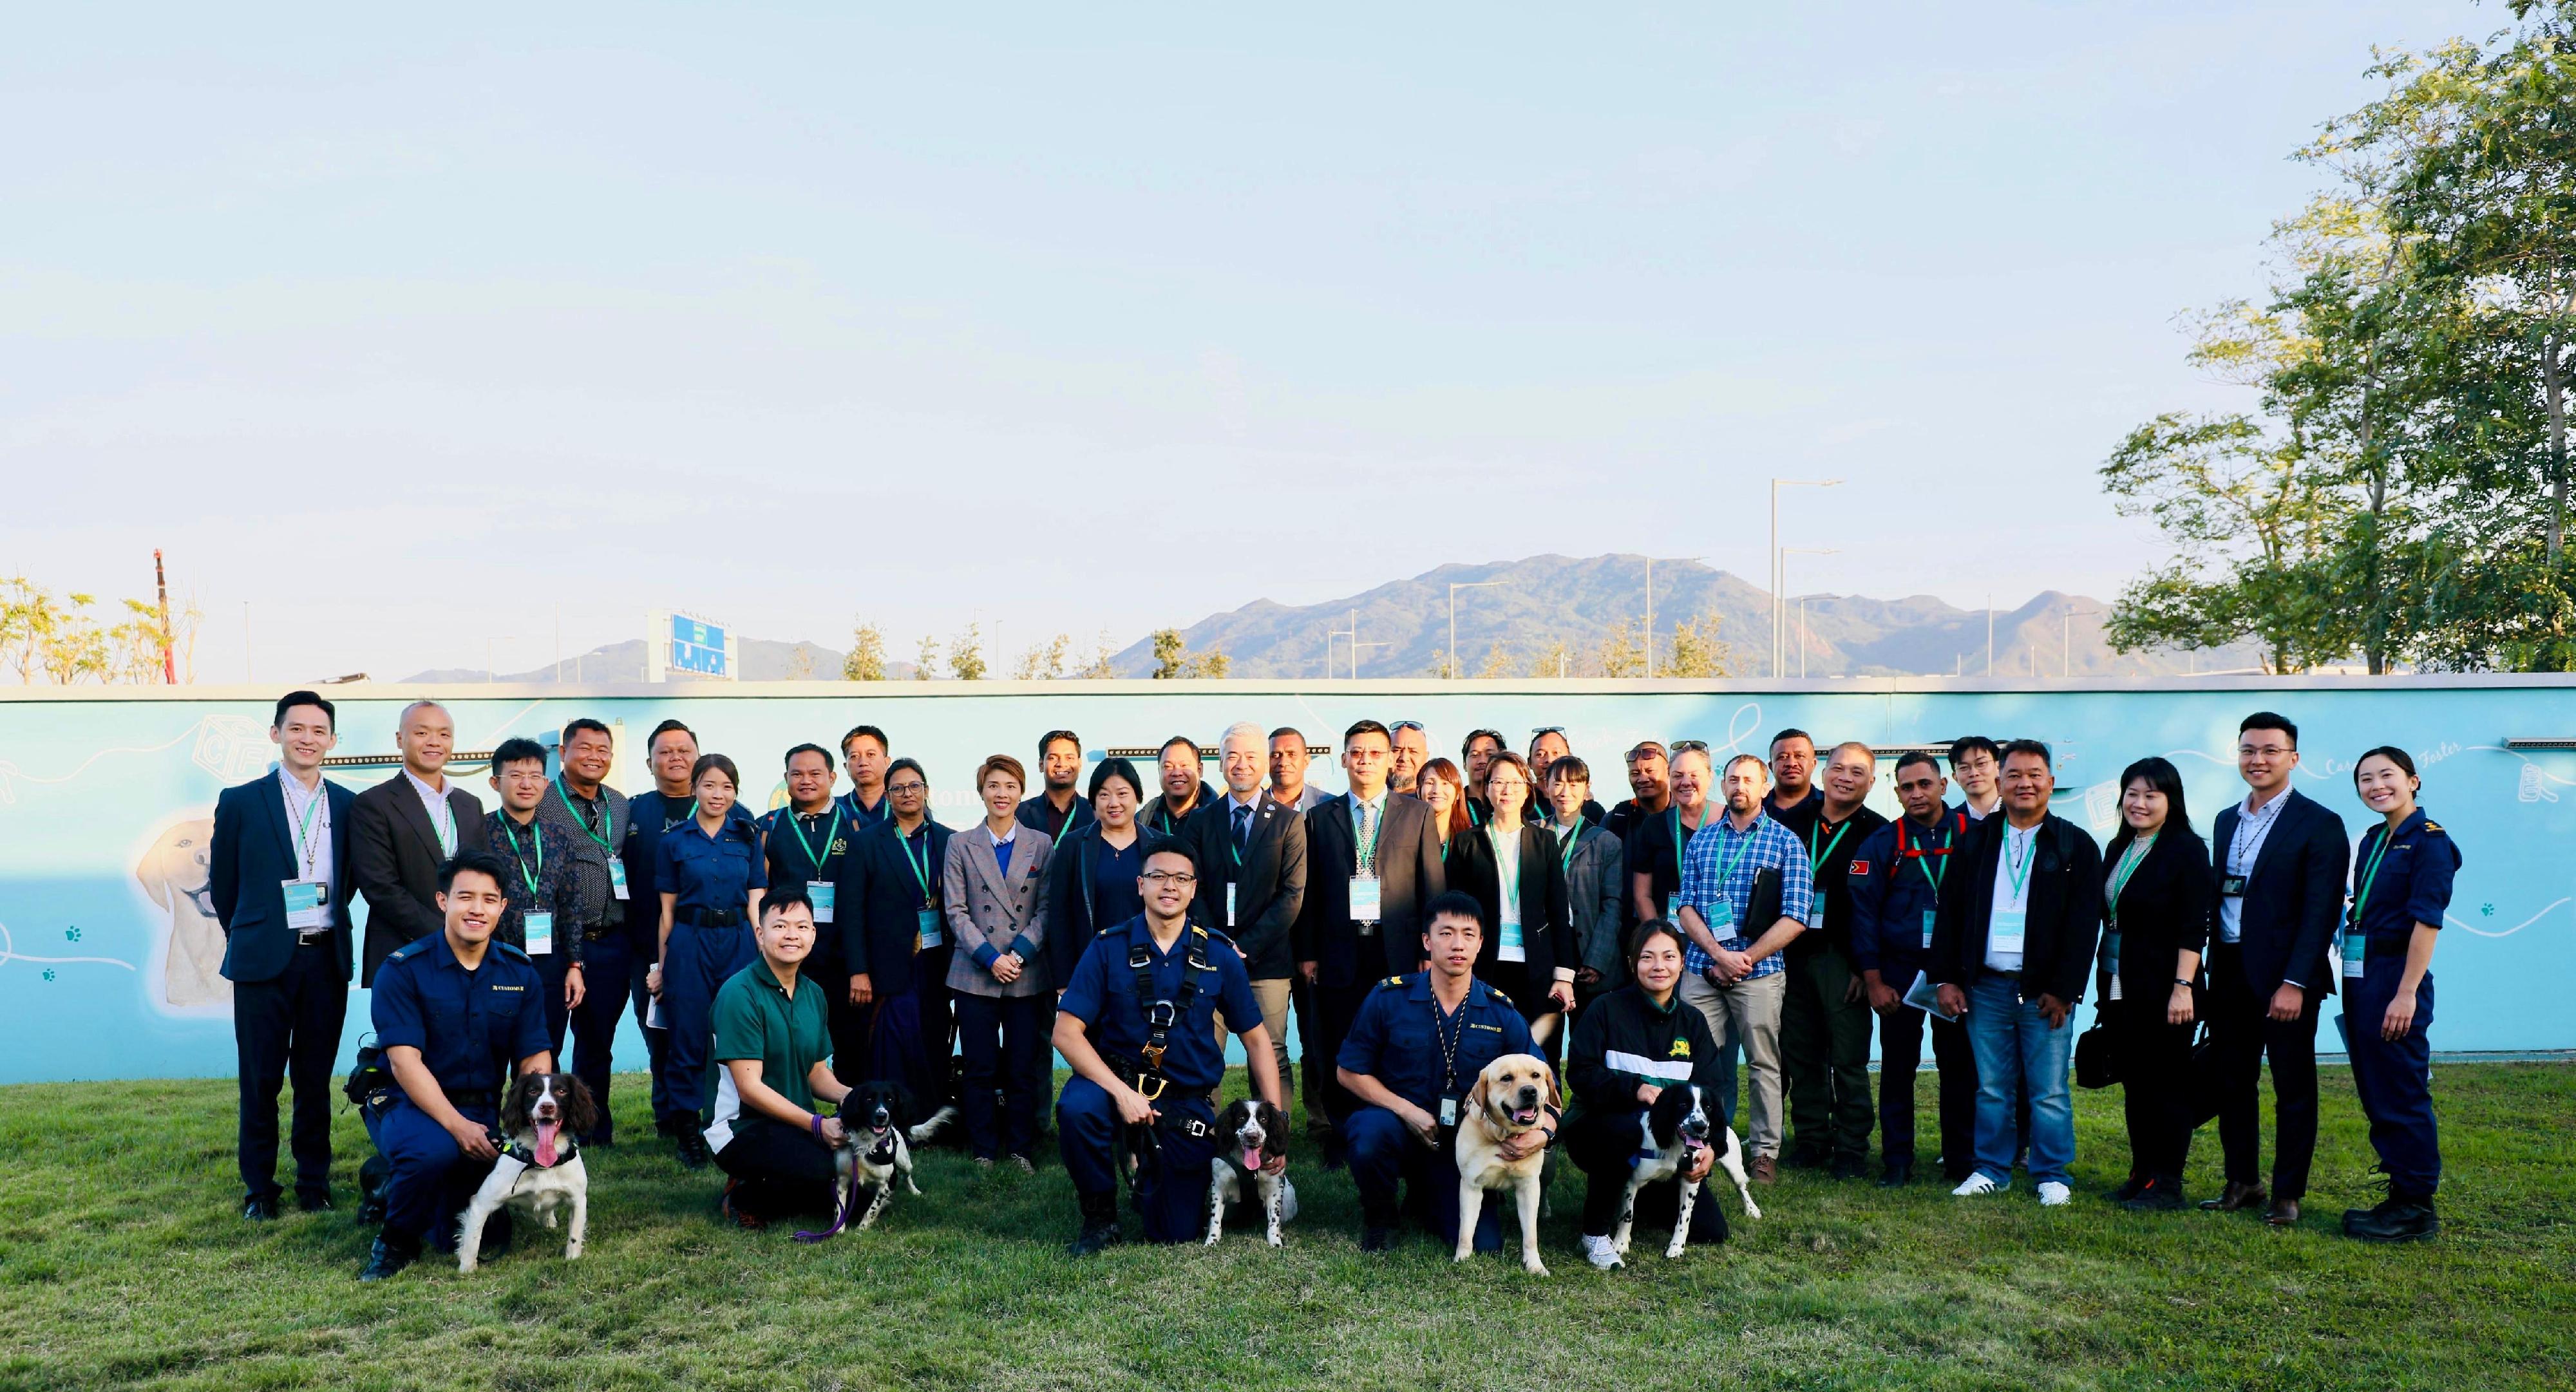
[706,885,853,1228]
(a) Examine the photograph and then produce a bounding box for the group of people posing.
[207,692,2458,1279]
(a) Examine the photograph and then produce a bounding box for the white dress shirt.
[2218,790,2290,945]
[278,765,336,930]
[1985,820,2041,974]
[402,768,460,857]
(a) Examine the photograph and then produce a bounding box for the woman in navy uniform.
[1054,839,1283,1254]
[649,753,768,1168]
[358,850,553,1280]
[2340,746,2458,1243]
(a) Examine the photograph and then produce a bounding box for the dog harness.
[488,1131,580,1169]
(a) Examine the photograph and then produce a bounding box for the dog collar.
[490,1131,580,1169]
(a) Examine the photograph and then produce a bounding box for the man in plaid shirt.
[1674,751,1814,1183]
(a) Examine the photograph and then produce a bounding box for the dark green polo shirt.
[705,957,832,1152]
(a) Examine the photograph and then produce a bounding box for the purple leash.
[793,1156,859,1243]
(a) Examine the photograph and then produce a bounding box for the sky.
[0,3,2490,684]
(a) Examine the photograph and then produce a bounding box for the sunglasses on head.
[1668,740,1711,754]
[1388,720,1425,733]
[1529,726,1566,738]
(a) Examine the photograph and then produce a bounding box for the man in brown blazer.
[352,701,489,988]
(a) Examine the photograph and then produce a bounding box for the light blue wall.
[3,677,2570,1083]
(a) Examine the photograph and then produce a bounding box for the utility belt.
[678,908,743,929]
[441,1088,498,1111]
[1102,1052,1217,1131]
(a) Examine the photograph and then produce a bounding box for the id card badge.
[2219,874,2246,898]
[1920,909,1937,950]
[609,860,630,901]
[1813,890,1828,923]
[1707,899,1737,936]
[1989,907,2027,955]
[1439,1097,1459,1127]
[523,912,554,956]
[1349,874,1383,924]
[1225,883,1238,927]
[1665,892,1680,920]
[282,879,327,931]
[808,881,835,923]
[2342,928,2367,980]
[917,908,943,950]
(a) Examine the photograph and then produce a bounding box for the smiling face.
[2002,751,2054,818]
[652,729,699,788]
[395,702,454,779]
[757,898,816,969]
[1159,744,1200,801]
[1463,735,1502,789]
[1720,755,1768,816]
[1821,745,1875,809]
[439,868,507,948]
[1220,730,1264,796]
[2354,753,2418,819]
[1632,930,1683,996]
[1476,1054,1553,1130]
[2238,724,2298,796]
[1546,770,1588,824]
[886,768,928,822]
[981,769,1021,822]
[1139,849,1197,919]
[1268,734,1308,798]
[562,726,613,786]
[1950,746,1997,803]
[786,749,833,811]
[1092,771,1139,829]
[1486,760,1530,822]
[1626,749,1668,803]
[1040,738,1082,793]
[1529,730,1571,771]
[694,765,737,820]
[270,702,337,773]
[1418,769,1457,821]
[2121,776,2168,834]
[1671,749,1712,811]
[491,757,548,815]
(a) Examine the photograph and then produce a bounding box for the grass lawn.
[3,1063,2571,1391]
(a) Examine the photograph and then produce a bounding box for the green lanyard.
[2002,825,2039,901]
[1488,825,1522,908]
[500,817,544,896]
[2350,824,2396,928]
[1669,807,1701,862]
[1557,817,1585,876]
[1809,816,1854,876]
[1899,814,1951,896]
[786,805,841,879]
[285,777,327,877]
[1707,814,1753,892]
[554,778,615,851]
[898,825,934,904]
[2105,834,2155,928]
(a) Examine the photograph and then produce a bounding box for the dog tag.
[523,912,554,956]
[1920,909,1936,950]
[609,860,630,901]
[1349,874,1382,924]
[808,881,835,923]
[2219,874,2245,898]
[1225,882,1237,927]
[2342,928,2366,980]
[1989,907,2026,955]
[916,908,943,950]
[282,879,327,930]
[1439,1097,1458,1127]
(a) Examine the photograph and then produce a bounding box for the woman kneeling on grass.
[1563,919,1730,1269]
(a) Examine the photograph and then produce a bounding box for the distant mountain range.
[402,554,2261,682]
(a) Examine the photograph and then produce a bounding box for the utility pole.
[151,549,174,683]
[1770,479,1841,679]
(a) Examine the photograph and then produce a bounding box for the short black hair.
[2239,711,2299,749]
[2000,738,2052,769]
[272,690,335,730]
[1947,735,2000,767]
[884,757,927,789]
[489,737,549,773]
[648,719,696,753]
[1626,918,1689,963]
[1139,834,1194,868]
[784,742,832,771]
[1424,890,1486,933]
[1461,728,1504,757]
[1039,729,1082,757]
[1893,750,1943,780]
[840,725,889,757]
[2353,745,2417,784]
[690,752,741,789]
[438,849,513,896]
[761,883,815,923]
[1269,726,1304,746]
[1768,728,1814,753]
[1344,718,1392,747]
[1089,757,1146,802]
[560,717,611,748]
[1157,734,1202,764]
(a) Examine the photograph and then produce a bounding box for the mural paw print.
[42,969,55,981]
[65,926,81,942]
[2481,903,2495,917]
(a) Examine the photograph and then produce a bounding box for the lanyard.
[1434,992,1468,1095]
[285,776,327,878]
[2350,823,2397,928]
[2002,825,2040,901]
[1557,817,1585,876]
[500,817,544,896]
[1809,816,1854,876]
[1488,825,1521,910]
[898,825,934,903]
[2105,834,2154,926]
[1669,806,1703,861]
[554,778,614,851]
[1898,814,1955,896]
[786,806,840,878]
[424,784,457,856]
[2231,795,2282,875]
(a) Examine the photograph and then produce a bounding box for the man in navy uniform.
[1054,839,1285,1255]
[1337,892,1548,1254]
[211,690,359,1219]
[761,744,862,1082]
[1845,751,1975,1185]
[357,849,554,1281]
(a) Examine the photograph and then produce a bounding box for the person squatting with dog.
[703,884,860,1228]
[1561,917,1735,1268]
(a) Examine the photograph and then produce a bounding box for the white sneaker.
[2037,1181,2072,1207]
[1952,1172,2002,1197]
[1580,1234,1624,1270]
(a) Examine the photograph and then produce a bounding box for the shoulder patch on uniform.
[2422,821,2444,834]
[1849,861,1869,875]
[1487,984,1513,1002]
[386,940,424,963]
[1381,975,1404,988]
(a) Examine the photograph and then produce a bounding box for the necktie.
[1233,804,1252,853]
[1357,802,1376,874]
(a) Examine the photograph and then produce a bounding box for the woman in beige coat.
[943,754,1054,1169]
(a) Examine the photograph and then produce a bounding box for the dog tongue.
[535,1122,559,1167]
[1242,1147,1262,1171]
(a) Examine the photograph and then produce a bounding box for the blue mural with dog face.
[1,679,2571,1082]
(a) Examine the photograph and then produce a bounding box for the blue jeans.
[1966,972,2074,1186]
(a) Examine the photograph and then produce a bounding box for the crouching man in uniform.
[1054,838,1285,1255]
[358,849,554,1281]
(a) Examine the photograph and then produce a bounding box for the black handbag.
[2074,1018,2119,1089]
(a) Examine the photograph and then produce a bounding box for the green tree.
[1664,611,1734,677]
[1591,616,1645,678]
[842,623,887,681]
[1014,633,1072,680]
[949,621,987,681]
[1149,628,1188,679]
[911,635,940,681]
[1078,629,1119,679]
[1524,638,1572,678]
[1184,648,1231,679]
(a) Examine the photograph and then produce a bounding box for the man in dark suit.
[211,690,360,1219]
[1182,721,1308,1109]
[1294,719,1444,1162]
[833,757,956,1108]
[2199,711,2350,1227]
[352,700,489,988]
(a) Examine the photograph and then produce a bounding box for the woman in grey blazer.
[1544,755,1629,1008]
[943,753,1055,1169]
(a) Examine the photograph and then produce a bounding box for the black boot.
[2344,1194,2439,1243]
[674,1127,713,1171]
[355,1156,389,1225]
[1066,1191,1122,1257]
[1878,1158,1913,1188]
[357,1235,419,1282]
[1359,1199,1397,1254]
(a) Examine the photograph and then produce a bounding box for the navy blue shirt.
[370,931,551,1097]
[836,789,890,832]
[1089,836,1146,933]
[2350,808,2460,943]
[1337,971,1535,1112]
[656,814,768,918]
[1057,916,1262,1094]
[1846,809,1967,977]
[623,790,754,924]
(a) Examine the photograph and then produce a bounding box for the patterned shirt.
[484,811,589,964]
[1674,809,1814,981]
[536,778,627,930]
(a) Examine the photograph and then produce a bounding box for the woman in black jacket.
[1565,920,1731,1266]
[2095,756,2213,1210]
[1039,758,1150,987]
[1444,752,1575,1049]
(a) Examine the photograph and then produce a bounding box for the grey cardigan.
[943,822,1054,999]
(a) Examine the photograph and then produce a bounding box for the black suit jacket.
[352,771,488,986]
[1443,822,1569,990]
[210,773,359,984]
[833,819,954,999]
[1931,812,2103,1006]
[2210,788,2350,998]
[2103,828,2216,1002]
[1294,792,1445,988]
[1177,795,1307,979]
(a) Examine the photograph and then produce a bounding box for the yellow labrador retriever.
[1454,1053,1556,1275]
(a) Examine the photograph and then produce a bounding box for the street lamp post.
[1448,580,1505,680]
[1770,478,1841,679]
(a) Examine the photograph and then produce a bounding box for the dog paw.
[1743,1203,1763,1221]
[1663,1243,1686,1260]
[1524,1260,1551,1277]
[1266,1233,1283,1247]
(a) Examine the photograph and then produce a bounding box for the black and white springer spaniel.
[458,1073,598,1273]
[799,1080,923,1243]
[1204,1099,1296,1246]
[1609,1083,1761,1263]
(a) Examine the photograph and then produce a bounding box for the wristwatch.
[2174,978,2193,988]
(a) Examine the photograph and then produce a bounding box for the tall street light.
[1781,547,1837,682]
[1771,478,1841,679]
[1448,579,1506,680]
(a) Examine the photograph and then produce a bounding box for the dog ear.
[891,1083,915,1125]
[498,1075,533,1134]
[1544,1062,1562,1107]
[560,1075,600,1138]
[1465,1073,1490,1120]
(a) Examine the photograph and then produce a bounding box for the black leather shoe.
[242,1196,279,1221]
[357,1156,388,1225]
[654,1113,683,1138]
[296,1190,334,1214]
[1359,1225,1393,1253]
[1066,1192,1121,1257]
[2199,1180,2268,1212]
[2264,1198,2302,1227]
[2344,1197,2438,1243]
[675,1129,712,1171]
[1830,1156,1868,1182]
[2122,1175,2186,1212]
[2111,1173,2146,1203]
[357,1237,417,1282]
[1786,1147,1828,1170]
[1878,1160,1913,1188]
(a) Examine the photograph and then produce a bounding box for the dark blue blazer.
[833,818,954,997]
[2210,787,2350,998]
[209,772,358,984]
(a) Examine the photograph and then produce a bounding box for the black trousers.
[956,994,1046,1160]
[713,1114,839,1219]
[824,969,871,1089]
[2108,994,2196,1181]
[1564,1109,1728,1243]
[1781,946,1874,1162]
[232,943,348,1201]
[1875,1001,1980,1174]
[569,932,630,1140]
[2206,943,2322,1199]
[1292,974,1329,1129]
[1314,978,1374,1129]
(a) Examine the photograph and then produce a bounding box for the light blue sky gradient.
[0,3,2481,682]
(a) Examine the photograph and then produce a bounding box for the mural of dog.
[137,817,229,1008]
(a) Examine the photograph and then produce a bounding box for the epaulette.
[385,939,426,964]
[1380,975,1405,988]
[493,942,532,963]
[2421,820,2445,835]
[1486,984,1513,1003]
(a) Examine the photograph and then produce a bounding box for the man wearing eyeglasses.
[1387,721,1431,801]
[1527,728,1605,823]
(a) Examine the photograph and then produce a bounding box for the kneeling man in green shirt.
[706,884,854,1227]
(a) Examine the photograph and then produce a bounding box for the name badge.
[1439,1097,1459,1127]
[917,908,943,950]
[808,881,835,923]
[1920,909,1936,950]
[1813,890,1828,923]
[609,860,630,901]
[1989,907,2027,955]
[2342,928,2366,980]
[1706,899,1736,936]
[1498,918,1526,963]
[1224,882,1238,927]
[1665,892,1680,921]
[1349,874,1383,924]
[283,879,328,931]
[524,911,554,956]
[2219,874,2246,898]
